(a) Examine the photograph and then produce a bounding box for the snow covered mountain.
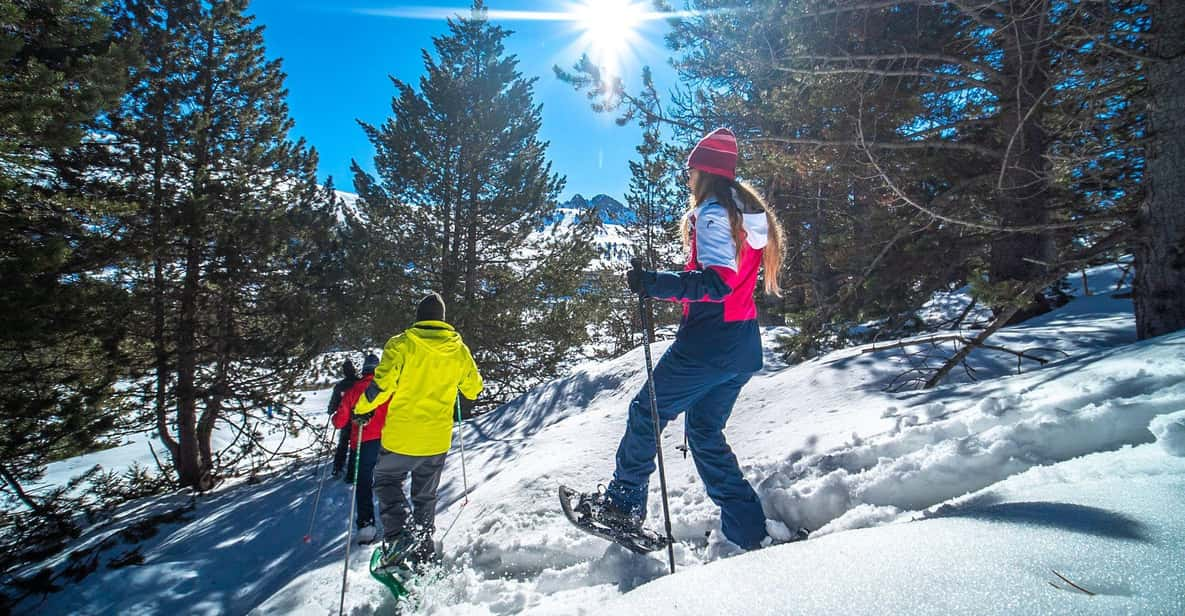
[17,262,1185,615]
[532,193,633,269]
[537,206,633,269]
[560,194,633,225]
[334,190,636,269]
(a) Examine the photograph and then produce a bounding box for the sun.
[571,0,646,79]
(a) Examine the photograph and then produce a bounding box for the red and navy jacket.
[333,374,388,448]
[643,196,769,373]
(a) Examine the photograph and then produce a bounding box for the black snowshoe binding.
[766,526,811,546]
[559,485,670,555]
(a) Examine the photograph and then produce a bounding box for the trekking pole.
[438,396,471,546]
[338,421,365,616]
[455,397,469,505]
[302,413,336,543]
[632,258,676,575]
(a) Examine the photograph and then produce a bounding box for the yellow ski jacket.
[354,320,483,456]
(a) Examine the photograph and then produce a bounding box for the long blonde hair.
[680,171,785,296]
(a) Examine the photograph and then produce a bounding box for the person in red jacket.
[333,353,386,543]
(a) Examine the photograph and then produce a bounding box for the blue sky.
[246,1,678,202]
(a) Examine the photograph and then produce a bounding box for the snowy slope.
[606,440,1185,615]
[248,262,1182,615]
[17,263,1184,615]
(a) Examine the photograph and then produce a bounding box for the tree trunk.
[990,0,1054,321]
[1135,0,1185,339]
[444,155,464,302]
[174,25,218,490]
[464,175,479,309]
[199,273,234,479]
[441,176,453,297]
[808,181,835,302]
[151,141,178,461]
[175,223,203,489]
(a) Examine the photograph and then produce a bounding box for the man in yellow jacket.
[353,292,483,569]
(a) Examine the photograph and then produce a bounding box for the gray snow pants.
[372,449,448,542]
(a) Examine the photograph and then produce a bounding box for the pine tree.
[352,1,596,402]
[565,0,1148,363]
[96,0,340,489]
[624,116,685,336]
[624,95,684,270]
[0,0,136,572]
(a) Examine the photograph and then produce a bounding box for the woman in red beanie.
[575,127,786,551]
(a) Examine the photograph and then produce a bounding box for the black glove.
[627,258,653,296]
[351,412,372,426]
[458,396,481,421]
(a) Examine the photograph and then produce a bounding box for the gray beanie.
[416,292,446,322]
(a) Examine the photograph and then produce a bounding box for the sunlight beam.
[354,3,720,84]
[353,6,710,23]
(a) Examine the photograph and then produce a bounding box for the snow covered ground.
[14,263,1185,615]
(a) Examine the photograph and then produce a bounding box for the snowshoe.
[369,533,420,599]
[559,485,670,555]
[368,546,410,599]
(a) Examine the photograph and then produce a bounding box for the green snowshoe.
[368,546,410,599]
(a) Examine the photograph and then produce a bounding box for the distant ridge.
[560,193,633,225]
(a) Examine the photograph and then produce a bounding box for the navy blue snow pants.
[347,439,381,527]
[605,344,767,550]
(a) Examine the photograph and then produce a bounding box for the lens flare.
[571,0,646,78]
[355,3,717,82]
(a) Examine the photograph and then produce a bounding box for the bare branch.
[922,228,1130,388]
[752,135,1002,158]
[854,115,1118,233]
[865,334,1063,369]
[0,465,50,516]
[784,52,1005,85]
[773,64,992,89]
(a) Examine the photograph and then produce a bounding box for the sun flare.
[571,0,647,79]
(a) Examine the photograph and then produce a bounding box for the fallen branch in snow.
[924,304,1020,388]
[949,298,982,330]
[920,228,1130,389]
[976,343,1068,370]
[866,334,1067,390]
[1050,569,1096,596]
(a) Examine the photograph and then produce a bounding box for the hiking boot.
[577,485,642,533]
[377,531,418,572]
[355,520,378,545]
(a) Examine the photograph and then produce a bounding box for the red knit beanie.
[686,128,738,180]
